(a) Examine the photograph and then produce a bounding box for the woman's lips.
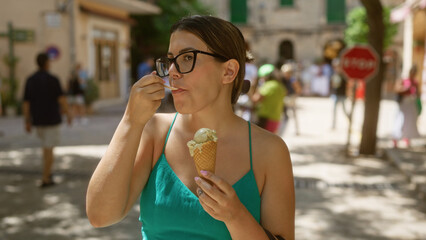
[171,88,185,94]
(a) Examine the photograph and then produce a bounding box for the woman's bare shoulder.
[250,124,290,165]
[141,113,178,161]
[144,113,177,136]
[142,113,178,150]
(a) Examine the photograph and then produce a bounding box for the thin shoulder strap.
[162,113,178,154]
[248,121,253,169]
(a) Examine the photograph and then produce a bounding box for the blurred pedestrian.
[0,75,2,117]
[235,42,258,121]
[137,56,155,80]
[23,52,72,187]
[300,60,316,96]
[330,58,348,130]
[252,64,286,134]
[310,59,331,97]
[76,63,88,90]
[68,65,88,124]
[392,65,421,148]
[279,63,301,135]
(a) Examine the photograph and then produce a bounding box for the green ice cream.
[187,128,217,157]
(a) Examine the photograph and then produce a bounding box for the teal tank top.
[139,114,261,239]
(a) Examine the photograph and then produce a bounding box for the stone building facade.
[0,0,160,110]
[201,0,363,66]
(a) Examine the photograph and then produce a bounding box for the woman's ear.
[222,59,239,84]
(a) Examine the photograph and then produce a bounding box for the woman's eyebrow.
[167,47,197,56]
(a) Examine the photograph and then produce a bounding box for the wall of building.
[0,0,71,98]
[199,0,406,68]
[199,0,354,66]
[85,15,130,100]
[0,0,136,105]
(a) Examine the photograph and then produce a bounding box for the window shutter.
[280,0,294,7]
[230,0,247,24]
[327,0,346,24]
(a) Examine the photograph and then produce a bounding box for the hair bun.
[245,51,254,63]
[241,79,251,94]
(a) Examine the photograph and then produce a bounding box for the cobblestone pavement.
[1,97,425,240]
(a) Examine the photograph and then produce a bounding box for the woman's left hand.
[195,170,246,223]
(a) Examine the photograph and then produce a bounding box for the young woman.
[393,65,421,147]
[86,15,295,240]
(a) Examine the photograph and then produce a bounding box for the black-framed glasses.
[155,50,228,77]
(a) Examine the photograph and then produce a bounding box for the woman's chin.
[173,103,189,114]
[174,102,204,115]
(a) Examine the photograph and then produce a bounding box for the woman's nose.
[168,62,182,79]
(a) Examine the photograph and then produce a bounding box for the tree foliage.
[345,6,398,49]
[130,0,212,81]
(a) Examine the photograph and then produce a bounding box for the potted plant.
[1,77,19,116]
[2,55,19,116]
[84,78,99,114]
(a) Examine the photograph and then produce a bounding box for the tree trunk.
[359,0,385,155]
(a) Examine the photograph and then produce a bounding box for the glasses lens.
[176,52,195,74]
[156,58,169,77]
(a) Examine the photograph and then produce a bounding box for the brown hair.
[171,15,252,104]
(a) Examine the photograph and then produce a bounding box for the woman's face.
[167,30,225,114]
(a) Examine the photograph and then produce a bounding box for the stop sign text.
[341,45,378,81]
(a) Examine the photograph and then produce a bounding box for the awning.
[391,0,426,23]
[88,0,161,15]
[80,5,136,24]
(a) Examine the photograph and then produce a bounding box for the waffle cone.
[193,141,217,177]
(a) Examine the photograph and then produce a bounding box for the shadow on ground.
[0,147,141,240]
[292,143,426,239]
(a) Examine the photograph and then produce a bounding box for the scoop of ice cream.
[193,128,217,143]
[187,128,217,157]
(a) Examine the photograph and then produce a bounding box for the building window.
[230,0,247,24]
[93,29,118,82]
[279,40,294,62]
[280,0,294,7]
[326,0,346,24]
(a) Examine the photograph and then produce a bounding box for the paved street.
[286,97,426,240]
[1,97,426,240]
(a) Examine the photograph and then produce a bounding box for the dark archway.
[279,40,294,63]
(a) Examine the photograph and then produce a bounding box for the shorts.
[264,120,280,133]
[68,94,85,105]
[35,125,60,148]
[257,117,280,134]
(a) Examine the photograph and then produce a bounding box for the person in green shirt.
[253,64,286,133]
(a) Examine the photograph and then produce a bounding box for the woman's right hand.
[125,71,166,125]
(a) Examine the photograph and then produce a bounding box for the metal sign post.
[341,45,379,156]
[0,22,35,107]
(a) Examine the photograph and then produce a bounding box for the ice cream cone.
[187,128,218,177]
[193,140,217,176]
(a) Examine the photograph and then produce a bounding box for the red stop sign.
[341,45,378,80]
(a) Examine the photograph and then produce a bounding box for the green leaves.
[131,0,212,57]
[130,0,212,83]
[344,6,398,49]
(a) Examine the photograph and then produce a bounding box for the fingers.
[196,186,218,208]
[197,189,217,216]
[199,170,234,194]
[133,73,166,100]
[136,83,165,96]
[195,174,243,222]
[135,72,164,88]
[195,175,229,204]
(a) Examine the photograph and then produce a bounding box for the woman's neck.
[182,105,240,136]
